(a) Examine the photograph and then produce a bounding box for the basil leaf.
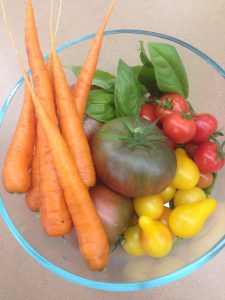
[132,66,148,95]
[149,43,189,98]
[114,59,142,117]
[132,65,160,95]
[140,41,153,67]
[138,65,161,95]
[65,65,115,91]
[85,89,115,123]
[132,65,142,77]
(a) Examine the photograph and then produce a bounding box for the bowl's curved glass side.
[0,199,224,292]
[55,29,225,78]
[0,29,225,292]
[1,29,225,120]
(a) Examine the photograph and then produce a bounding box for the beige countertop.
[0,1,225,299]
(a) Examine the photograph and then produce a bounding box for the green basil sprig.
[86,89,115,123]
[136,42,160,95]
[114,59,142,117]
[66,41,189,124]
[149,42,189,98]
[140,41,153,67]
[131,66,148,95]
[65,65,115,91]
[138,65,160,96]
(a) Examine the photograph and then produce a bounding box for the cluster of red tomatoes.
[140,93,225,189]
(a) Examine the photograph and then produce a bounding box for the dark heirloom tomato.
[91,116,176,198]
[90,183,133,246]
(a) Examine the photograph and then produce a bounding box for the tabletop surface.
[0,1,225,299]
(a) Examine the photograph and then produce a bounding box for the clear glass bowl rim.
[0,29,225,292]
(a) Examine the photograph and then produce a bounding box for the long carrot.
[2,81,36,193]
[25,136,40,211]
[25,0,72,236]
[28,76,109,270]
[25,57,53,213]
[50,3,96,188]
[73,0,116,117]
[2,0,109,271]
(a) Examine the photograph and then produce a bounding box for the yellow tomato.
[160,186,176,203]
[169,198,217,238]
[133,194,164,220]
[139,216,173,257]
[175,147,187,158]
[122,224,145,256]
[172,148,200,190]
[174,187,206,207]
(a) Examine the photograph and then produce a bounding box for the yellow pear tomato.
[133,194,164,220]
[139,216,173,257]
[172,148,200,190]
[122,224,145,256]
[174,186,206,207]
[160,186,176,203]
[169,198,217,238]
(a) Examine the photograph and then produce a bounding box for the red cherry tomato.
[192,113,218,143]
[163,113,196,144]
[155,93,189,122]
[194,141,225,173]
[184,142,199,158]
[140,103,156,123]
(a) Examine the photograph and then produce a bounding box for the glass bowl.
[0,29,225,292]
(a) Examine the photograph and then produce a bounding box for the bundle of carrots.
[1,0,116,271]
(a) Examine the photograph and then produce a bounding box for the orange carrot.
[27,74,109,271]
[2,0,109,270]
[73,0,116,117]
[46,57,54,86]
[25,0,72,236]
[50,16,96,187]
[2,82,36,193]
[25,136,40,211]
[25,57,53,213]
